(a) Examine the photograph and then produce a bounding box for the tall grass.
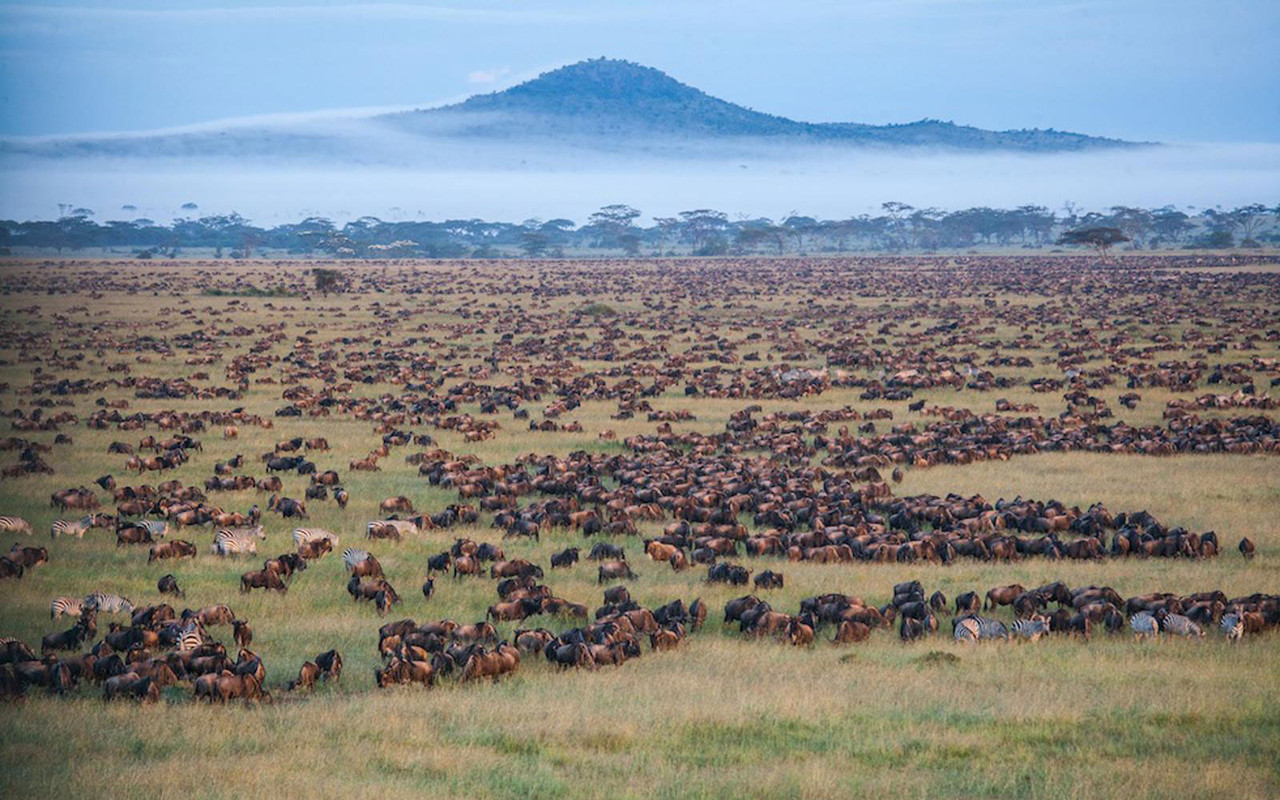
[0,258,1277,799]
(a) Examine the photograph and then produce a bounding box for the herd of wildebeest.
[0,254,1276,704]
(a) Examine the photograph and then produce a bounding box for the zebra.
[1220,613,1243,641]
[368,519,418,539]
[1158,612,1204,638]
[176,622,205,652]
[222,525,266,540]
[342,548,372,571]
[954,615,1008,642]
[1010,617,1050,642]
[1130,611,1158,639]
[50,596,84,619]
[293,527,339,547]
[51,516,93,539]
[84,591,134,615]
[213,528,260,557]
[0,516,32,536]
[135,519,170,539]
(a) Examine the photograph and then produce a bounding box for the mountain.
[1,58,1142,162]
[381,58,1141,152]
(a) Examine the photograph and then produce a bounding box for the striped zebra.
[51,516,93,539]
[368,520,418,539]
[0,516,32,536]
[177,622,205,652]
[1158,612,1204,638]
[84,591,134,615]
[954,615,1008,642]
[213,526,263,557]
[135,520,170,539]
[1010,617,1050,642]
[293,527,339,547]
[50,596,85,619]
[1220,613,1243,641]
[342,548,372,571]
[1130,612,1158,639]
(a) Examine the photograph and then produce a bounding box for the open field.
[0,255,1278,800]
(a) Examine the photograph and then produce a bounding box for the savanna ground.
[0,255,1277,800]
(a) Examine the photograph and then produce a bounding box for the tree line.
[1,202,1275,259]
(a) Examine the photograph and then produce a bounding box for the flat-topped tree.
[1057,226,1130,262]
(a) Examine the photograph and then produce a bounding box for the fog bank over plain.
[1,141,1275,224]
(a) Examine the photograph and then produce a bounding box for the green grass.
[0,256,1277,800]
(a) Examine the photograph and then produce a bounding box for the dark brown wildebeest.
[148,539,196,563]
[265,553,308,580]
[603,585,631,605]
[348,576,390,602]
[787,618,815,646]
[723,595,763,624]
[833,620,871,643]
[103,673,161,703]
[298,538,332,560]
[545,641,593,669]
[375,657,435,688]
[1239,537,1255,559]
[233,620,253,649]
[650,628,682,651]
[598,560,637,583]
[42,611,96,653]
[350,554,383,579]
[241,569,287,593]
[550,547,579,569]
[985,584,1026,611]
[213,671,268,704]
[288,661,320,691]
[689,598,708,630]
[754,570,784,590]
[452,555,481,578]
[451,621,498,645]
[6,545,48,570]
[115,524,154,547]
[490,559,543,580]
[487,597,542,622]
[315,649,343,681]
[380,496,414,514]
[540,597,588,619]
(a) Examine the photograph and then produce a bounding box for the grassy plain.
[0,257,1277,800]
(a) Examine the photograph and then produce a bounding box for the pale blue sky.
[1,0,1276,141]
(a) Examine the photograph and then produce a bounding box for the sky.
[1,0,1278,142]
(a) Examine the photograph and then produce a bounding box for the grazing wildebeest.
[597,560,637,583]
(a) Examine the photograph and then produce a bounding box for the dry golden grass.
[0,257,1277,800]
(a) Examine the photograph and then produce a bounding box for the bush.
[580,303,616,317]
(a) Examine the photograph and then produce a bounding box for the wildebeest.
[550,547,580,568]
[241,569,287,593]
[157,574,184,598]
[148,539,196,563]
[597,560,637,583]
[754,570,784,590]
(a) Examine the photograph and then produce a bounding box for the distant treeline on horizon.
[2,202,1275,259]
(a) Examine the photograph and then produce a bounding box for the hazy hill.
[382,58,1139,152]
[0,58,1142,161]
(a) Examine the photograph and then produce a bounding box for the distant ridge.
[0,57,1145,161]
[383,58,1142,152]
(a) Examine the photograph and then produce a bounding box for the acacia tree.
[1229,203,1269,246]
[587,204,641,249]
[312,268,345,295]
[1057,227,1130,262]
[679,209,729,254]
